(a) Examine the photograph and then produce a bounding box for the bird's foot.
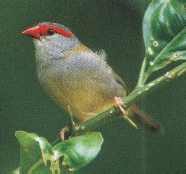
[114,96,138,128]
[59,126,71,140]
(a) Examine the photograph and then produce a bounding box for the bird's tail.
[128,104,160,131]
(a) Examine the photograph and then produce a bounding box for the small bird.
[22,22,159,130]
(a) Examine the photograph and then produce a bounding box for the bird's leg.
[114,96,138,128]
[67,105,77,128]
[59,106,78,140]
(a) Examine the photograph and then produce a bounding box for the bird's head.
[22,22,80,61]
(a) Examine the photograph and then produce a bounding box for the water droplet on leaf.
[153,41,159,47]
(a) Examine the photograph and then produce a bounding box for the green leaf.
[143,0,186,73]
[53,132,103,171]
[15,131,52,174]
[16,131,103,173]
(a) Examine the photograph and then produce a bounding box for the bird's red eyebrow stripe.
[40,24,73,37]
[53,26,73,37]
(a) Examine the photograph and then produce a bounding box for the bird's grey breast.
[42,51,124,97]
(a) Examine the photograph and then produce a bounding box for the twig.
[136,56,148,87]
[76,62,186,132]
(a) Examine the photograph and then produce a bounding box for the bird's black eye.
[47,28,55,35]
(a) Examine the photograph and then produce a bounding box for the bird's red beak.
[22,26,41,39]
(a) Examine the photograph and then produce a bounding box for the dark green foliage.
[143,0,186,74]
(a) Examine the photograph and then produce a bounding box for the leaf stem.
[136,56,148,87]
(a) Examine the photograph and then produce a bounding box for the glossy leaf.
[143,0,186,73]
[53,132,103,171]
[16,131,103,173]
[15,131,52,174]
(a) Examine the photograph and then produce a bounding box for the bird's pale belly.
[43,77,116,122]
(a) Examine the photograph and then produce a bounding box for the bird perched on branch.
[22,22,159,130]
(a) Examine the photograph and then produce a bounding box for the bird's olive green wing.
[96,49,128,94]
[112,70,128,94]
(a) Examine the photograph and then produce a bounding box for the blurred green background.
[0,0,186,173]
